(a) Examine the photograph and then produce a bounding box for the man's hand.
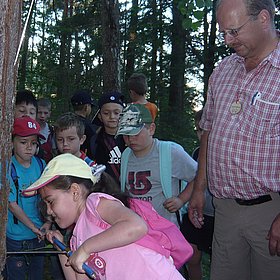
[267,213,280,256]
[188,189,205,228]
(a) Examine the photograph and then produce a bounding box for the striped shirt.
[201,40,280,200]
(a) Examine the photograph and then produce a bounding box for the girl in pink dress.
[23,154,185,280]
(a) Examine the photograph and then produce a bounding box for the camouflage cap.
[115,103,153,136]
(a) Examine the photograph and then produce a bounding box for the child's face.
[37,106,51,125]
[15,103,37,120]
[40,185,78,229]
[13,135,38,164]
[98,103,123,133]
[123,124,155,156]
[55,126,85,157]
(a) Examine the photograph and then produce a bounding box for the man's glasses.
[217,16,256,41]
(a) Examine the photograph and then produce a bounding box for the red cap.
[13,117,45,139]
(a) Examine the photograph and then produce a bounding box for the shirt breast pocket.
[238,99,279,138]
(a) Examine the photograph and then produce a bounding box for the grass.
[202,253,211,279]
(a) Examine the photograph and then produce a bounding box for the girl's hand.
[46,230,64,248]
[66,244,90,274]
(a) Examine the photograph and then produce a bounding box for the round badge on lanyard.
[230,101,242,114]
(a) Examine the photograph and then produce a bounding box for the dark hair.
[16,90,37,108]
[45,172,130,207]
[216,0,276,21]
[54,112,85,138]
[93,173,130,207]
[127,73,148,96]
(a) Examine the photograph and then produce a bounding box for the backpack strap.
[10,157,44,224]
[11,162,20,224]
[159,141,188,226]
[34,156,45,174]
[120,147,132,192]
[159,141,173,199]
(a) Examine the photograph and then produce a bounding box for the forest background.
[0,0,279,277]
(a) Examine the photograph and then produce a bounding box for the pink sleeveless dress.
[70,193,185,280]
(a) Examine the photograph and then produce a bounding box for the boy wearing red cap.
[4,116,49,280]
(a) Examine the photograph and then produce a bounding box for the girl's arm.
[67,198,148,274]
[46,230,80,280]
[59,254,79,280]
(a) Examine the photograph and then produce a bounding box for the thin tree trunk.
[203,0,217,101]
[150,0,158,103]
[0,0,21,277]
[168,0,186,113]
[101,0,121,92]
[125,0,138,81]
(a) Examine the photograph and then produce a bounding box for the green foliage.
[17,0,221,147]
[178,0,212,30]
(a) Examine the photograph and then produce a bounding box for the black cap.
[71,90,95,106]
[98,91,125,109]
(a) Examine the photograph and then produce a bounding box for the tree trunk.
[0,0,21,277]
[17,0,35,90]
[168,0,186,113]
[150,0,158,103]
[101,0,121,93]
[203,0,217,100]
[125,0,138,81]
[57,0,71,112]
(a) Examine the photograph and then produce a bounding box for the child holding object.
[4,117,49,280]
[22,154,186,280]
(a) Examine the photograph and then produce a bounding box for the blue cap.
[71,90,95,106]
[98,91,125,109]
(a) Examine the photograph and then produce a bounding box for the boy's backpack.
[120,140,188,201]
[129,198,193,269]
[120,141,193,268]
[11,156,44,224]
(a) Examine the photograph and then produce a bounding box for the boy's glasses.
[217,16,255,41]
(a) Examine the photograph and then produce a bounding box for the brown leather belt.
[235,195,272,206]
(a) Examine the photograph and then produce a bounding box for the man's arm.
[188,130,209,228]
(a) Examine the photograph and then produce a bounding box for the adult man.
[71,89,98,159]
[188,0,280,279]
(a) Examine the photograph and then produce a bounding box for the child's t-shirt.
[92,128,126,182]
[145,102,158,121]
[71,193,184,280]
[7,156,46,240]
[124,139,197,225]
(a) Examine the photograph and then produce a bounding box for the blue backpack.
[120,140,187,199]
[11,156,44,224]
[120,141,192,268]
